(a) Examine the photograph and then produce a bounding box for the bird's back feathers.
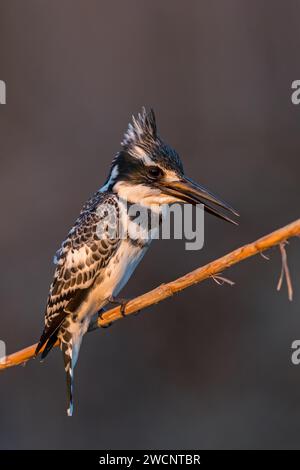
[36,192,122,414]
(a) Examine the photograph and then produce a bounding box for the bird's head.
[103,108,238,224]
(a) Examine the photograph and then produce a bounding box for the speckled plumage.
[36,192,122,414]
[36,187,154,415]
[47,192,120,326]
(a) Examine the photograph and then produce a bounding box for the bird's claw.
[98,308,113,328]
[108,296,129,317]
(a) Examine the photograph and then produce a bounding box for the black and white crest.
[122,107,157,153]
[120,107,184,173]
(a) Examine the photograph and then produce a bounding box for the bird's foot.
[108,296,130,317]
[97,307,112,329]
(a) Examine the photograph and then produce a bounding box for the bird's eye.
[148,166,163,179]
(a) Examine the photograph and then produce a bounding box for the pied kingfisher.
[35,108,238,415]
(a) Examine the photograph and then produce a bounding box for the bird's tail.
[60,338,74,417]
[59,324,83,417]
[36,314,84,416]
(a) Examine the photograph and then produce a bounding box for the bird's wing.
[36,192,121,353]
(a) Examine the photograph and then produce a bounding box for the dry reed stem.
[1,218,299,371]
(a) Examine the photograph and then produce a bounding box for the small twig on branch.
[277,241,293,301]
[260,251,270,261]
[1,218,300,371]
[211,274,235,286]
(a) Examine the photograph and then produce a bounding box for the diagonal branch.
[1,218,300,371]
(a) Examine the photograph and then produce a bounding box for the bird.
[35,107,238,416]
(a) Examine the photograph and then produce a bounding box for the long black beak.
[158,175,239,225]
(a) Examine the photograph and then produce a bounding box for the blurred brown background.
[1,0,300,450]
